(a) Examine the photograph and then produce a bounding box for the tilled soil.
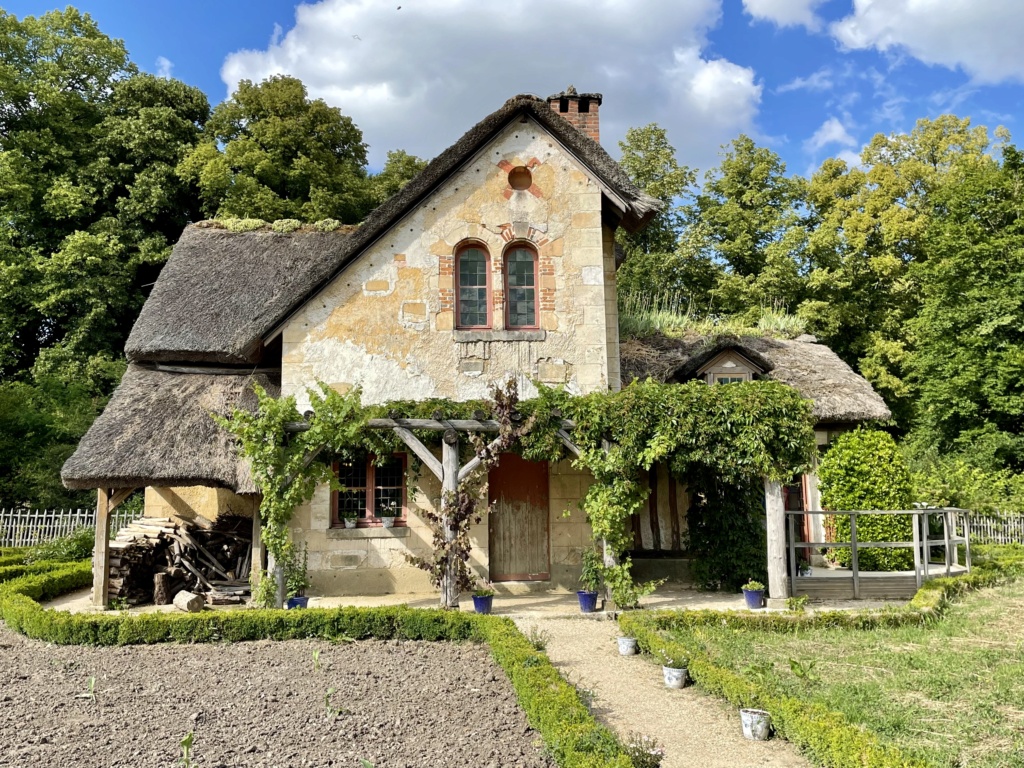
[0,627,552,768]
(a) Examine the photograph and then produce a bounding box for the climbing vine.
[219,377,816,605]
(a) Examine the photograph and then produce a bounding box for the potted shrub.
[285,545,310,609]
[616,636,638,656]
[741,579,766,609]
[577,548,603,613]
[341,510,358,529]
[657,650,688,688]
[472,582,494,614]
[379,500,398,529]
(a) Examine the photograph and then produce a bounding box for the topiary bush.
[818,429,913,571]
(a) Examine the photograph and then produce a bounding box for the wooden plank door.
[488,454,549,581]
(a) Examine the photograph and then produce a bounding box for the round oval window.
[508,166,532,190]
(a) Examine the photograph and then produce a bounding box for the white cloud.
[832,0,1024,83]
[805,117,857,152]
[220,0,762,172]
[743,0,826,31]
[777,67,833,93]
[155,56,174,79]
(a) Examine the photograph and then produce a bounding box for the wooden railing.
[785,508,971,599]
[0,507,143,548]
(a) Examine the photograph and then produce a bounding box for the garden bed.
[0,626,550,768]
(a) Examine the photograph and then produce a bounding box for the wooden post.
[943,510,952,577]
[648,467,661,552]
[441,432,460,609]
[922,512,930,583]
[251,504,265,583]
[668,476,681,552]
[92,488,112,607]
[764,478,787,600]
[787,511,798,590]
[912,509,922,589]
[849,513,860,599]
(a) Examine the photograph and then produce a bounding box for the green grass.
[677,584,1024,767]
[618,291,806,341]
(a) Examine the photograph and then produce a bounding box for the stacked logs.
[107,516,252,607]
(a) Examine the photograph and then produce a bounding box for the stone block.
[435,311,454,330]
[364,279,390,293]
[328,550,367,569]
[537,361,569,383]
[402,302,427,321]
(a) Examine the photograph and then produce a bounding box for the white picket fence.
[960,512,1024,545]
[0,507,143,548]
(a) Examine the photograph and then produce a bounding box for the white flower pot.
[740,708,772,740]
[617,637,638,656]
[662,666,687,688]
[380,516,396,529]
[343,518,357,529]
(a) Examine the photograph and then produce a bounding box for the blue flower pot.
[472,594,493,614]
[742,589,765,609]
[286,596,309,609]
[577,590,599,613]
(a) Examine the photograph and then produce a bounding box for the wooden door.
[488,454,549,581]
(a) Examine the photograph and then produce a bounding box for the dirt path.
[514,616,812,768]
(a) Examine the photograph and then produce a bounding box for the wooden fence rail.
[0,507,143,548]
[960,513,1024,545]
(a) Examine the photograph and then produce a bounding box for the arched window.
[456,245,490,329]
[504,245,538,329]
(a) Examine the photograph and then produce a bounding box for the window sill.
[327,526,410,540]
[454,329,546,343]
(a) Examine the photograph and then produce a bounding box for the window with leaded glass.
[331,454,407,527]
[456,246,490,328]
[505,247,537,328]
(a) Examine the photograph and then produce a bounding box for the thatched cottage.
[62,90,889,605]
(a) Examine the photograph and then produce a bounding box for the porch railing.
[785,508,971,599]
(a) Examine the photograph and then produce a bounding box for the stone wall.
[281,120,618,410]
[144,486,258,527]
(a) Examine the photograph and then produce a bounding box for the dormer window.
[697,350,762,385]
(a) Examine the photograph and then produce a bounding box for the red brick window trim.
[331,453,407,528]
[503,243,539,330]
[455,242,492,329]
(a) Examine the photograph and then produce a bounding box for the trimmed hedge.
[0,561,629,768]
[619,553,1024,768]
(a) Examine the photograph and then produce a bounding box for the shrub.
[270,218,302,233]
[819,429,913,571]
[223,217,267,233]
[313,218,342,232]
[687,471,768,590]
[23,527,94,564]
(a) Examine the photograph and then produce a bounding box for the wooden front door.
[488,454,549,581]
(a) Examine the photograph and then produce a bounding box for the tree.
[368,149,427,207]
[178,75,370,222]
[0,9,209,506]
[908,144,1024,469]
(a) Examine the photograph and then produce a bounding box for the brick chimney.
[546,85,602,143]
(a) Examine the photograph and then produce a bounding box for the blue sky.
[7,1,1024,176]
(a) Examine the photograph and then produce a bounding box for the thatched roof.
[620,333,891,425]
[127,94,660,365]
[61,365,276,493]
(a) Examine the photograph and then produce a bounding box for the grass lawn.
[675,584,1024,767]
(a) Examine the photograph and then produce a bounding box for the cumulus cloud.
[805,116,857,152]
[742,0,826,31]
[221,0,762,172]
[832,0,1024,83]
[155,56,174,79]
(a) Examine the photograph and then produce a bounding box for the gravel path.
[0,626,551,768]
[514,616,812,768]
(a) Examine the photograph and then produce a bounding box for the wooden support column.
[251,503,265,583]
[92,488,112,607]
[764,477,788,601]
[441,431,460,609]
[668,477,681,552]
[648,467,661,552]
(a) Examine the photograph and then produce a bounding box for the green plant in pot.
[285,544,310,609]
[657,650,688,689]
[471,581,495,614]
[341,509,358,529]
[741,579,765,609]
[578,548,604,613]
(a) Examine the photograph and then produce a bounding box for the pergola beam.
[283,418,577,434]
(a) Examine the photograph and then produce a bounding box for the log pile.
[107,516,252,607]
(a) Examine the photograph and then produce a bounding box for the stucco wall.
[281,119,617,409]
[144,486,257,527]
[291,457,594,596]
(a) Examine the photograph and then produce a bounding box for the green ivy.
[819,429,914,571]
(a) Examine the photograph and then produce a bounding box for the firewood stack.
[107,516,252,606]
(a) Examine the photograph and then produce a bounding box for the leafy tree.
[368,149,428,207]
[908,144,1024,469]
[178,75,370,222]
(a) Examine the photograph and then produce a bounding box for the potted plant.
[616,636,638,656]
[740,708,772,740]
[741,579,766,609]
[285,545,310,609]
[341,510,358,529]
[577,548,603,613]
[379,499,398,529]
[657,650,688,688]
[472,582,494,614]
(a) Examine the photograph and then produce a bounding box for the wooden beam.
[440,437,460,609]
[392,427,443,481]
[251,504,265,583]
[457,434,507,482]
[764,477,787,600]
[556,429,581,457]
[108,487,136,511]
[284,418,577,433]
[648,467,661,552]
[668,475,681,552]
[92,488,112,608]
